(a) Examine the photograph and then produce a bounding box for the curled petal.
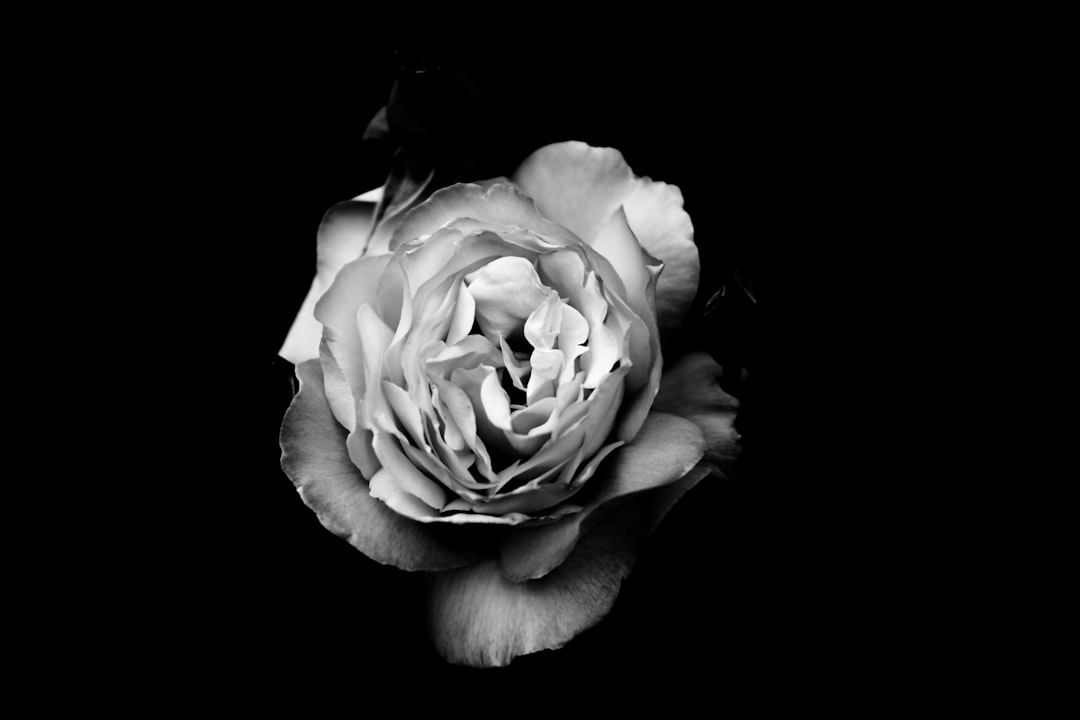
[621,181,698,333]
[513,141,699,330]
[279,360,477,571]
[497,411,705,582]
[590,206,653,315]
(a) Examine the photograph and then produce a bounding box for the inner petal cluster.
[377,241,633,521]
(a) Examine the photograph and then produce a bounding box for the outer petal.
[512,141,699,330]
[651,352,741,474]
[497,411,705,582]
[279,359,478,571]
[279,192,380,364]
[427,507,643,667]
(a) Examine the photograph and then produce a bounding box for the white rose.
[280,141,739,666]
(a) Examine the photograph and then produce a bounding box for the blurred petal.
[428,507,642,667]
[279,360,476,571]
[513,141,698,330]
[279,196,379,364]
[497,411,705,582]
[652,352,740,474]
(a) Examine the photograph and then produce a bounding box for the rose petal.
[466,257,549,344]
[512,141,699,330]
[621,181,698,332]
[426,334,502,382]
[496,335,529,391]
[526,348,562,406]
[428,503,582,526]
[389,183,580,252]
[311,254,393,430]
[279,278,326,366]
[604,266,664,444]
[589,205,652,311]
[279,360,476,571]
[381,380,429,451]
[639,462,713,537]
[651,352,740,474]
[427,507,643,667]
[370,430,448,513]
[497,411,706,582]
[583,209,664,443]
[494,364,629,490]
[451,365,515,460]
[368,468,441,520]
[445,280,475,347]
[279,196,379,364]
[317,339,359,434]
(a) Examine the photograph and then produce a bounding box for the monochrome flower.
[279,141,739,666]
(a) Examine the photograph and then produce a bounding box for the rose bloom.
[279,141,739,666]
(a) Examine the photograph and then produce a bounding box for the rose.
[279,141,740,666]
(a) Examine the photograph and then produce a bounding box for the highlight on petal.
[590,206,653,311]
[279,360,477,571]
[497,411,706,582]
[513,141,699,330]
[652,352,740,474]
[427,507,643,667]
[279,194,379,364]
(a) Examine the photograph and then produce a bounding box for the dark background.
[188,42,889,694]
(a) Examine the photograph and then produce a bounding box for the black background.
[184,41,893,696]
